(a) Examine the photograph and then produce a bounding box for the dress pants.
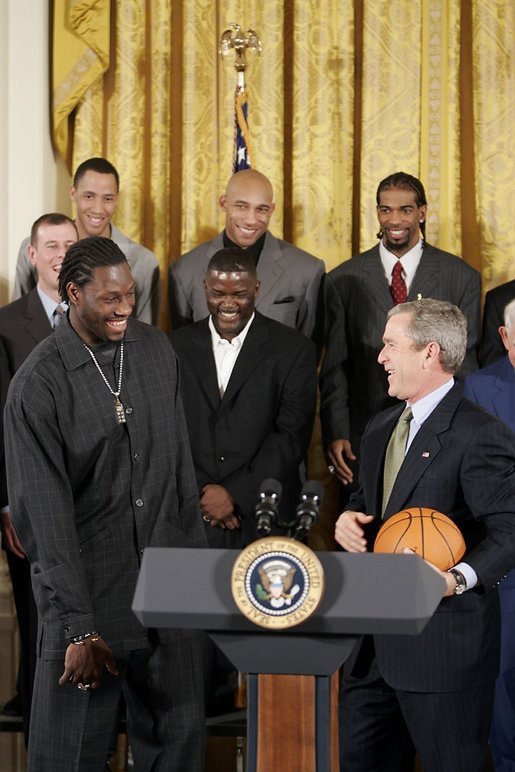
[28,632,205,772]
[489,580,515,772]
[340,649,495,772]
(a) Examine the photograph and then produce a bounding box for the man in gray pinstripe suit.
[5,237,207,771]
[335,299,515,771]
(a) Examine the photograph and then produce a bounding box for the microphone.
[254,479,282,535]
[293,480,324,539]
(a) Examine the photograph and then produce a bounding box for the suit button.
[133,453,140,461]
[135,499,144,507]
[218,456,225,463]
[63,624,70,633]
[125,407,133,414]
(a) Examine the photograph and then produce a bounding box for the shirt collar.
[208,312,255,351]
[379,239,424,287]
[407,377,455,427]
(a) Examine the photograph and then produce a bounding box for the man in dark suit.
[0,212,78,738]
[320,171,481,497]
[335,299,515,771]
[169,169,325,347]
[170,248,317,549]
[464,298,515,772]
[5,237,206,771]
[481,278,515,366]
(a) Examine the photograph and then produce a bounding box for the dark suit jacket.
[349,385,515,692]
[0,290,53,509]
[319,243,481,450]
[170,312,317,547]
[0,289,53,373]
[481,279,515,366]
[169,231,325,345]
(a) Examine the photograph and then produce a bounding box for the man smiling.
[335,299,515,771]
[320,171,481,498]
[13,158,160,324]
[169,169,325,346]
[170,247,317,548]
[5,236,206,771]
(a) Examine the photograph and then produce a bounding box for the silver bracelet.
[70,631,101,646]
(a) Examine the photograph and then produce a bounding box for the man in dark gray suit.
[5,237,206,771]
[335,299,515,771]
[169,169,325,346]
[320,172,481,495]
[0,212,78,739]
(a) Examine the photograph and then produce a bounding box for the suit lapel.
[254,233,285,306]
[221,314,268,404]
[383,386,461,518]
[359,247,394,315]
[23,289,53,344]
[181,320,220,411]
[408,244,441,301]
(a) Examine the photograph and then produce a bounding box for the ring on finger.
[202,515,212,523]
[77,682,91,691]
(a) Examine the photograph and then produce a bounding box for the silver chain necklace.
[83,342,126,424]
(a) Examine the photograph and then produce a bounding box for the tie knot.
[53,304,65,328]
[401,406,413,424]
[392,260,404,279]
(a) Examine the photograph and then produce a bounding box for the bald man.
[168,169,325,345]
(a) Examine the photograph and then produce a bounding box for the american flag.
[233,85,253,172]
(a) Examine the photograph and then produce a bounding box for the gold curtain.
[52,0,515,307]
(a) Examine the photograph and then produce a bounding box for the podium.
[133,548,444,771]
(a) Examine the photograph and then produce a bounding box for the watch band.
[448,568,467,595]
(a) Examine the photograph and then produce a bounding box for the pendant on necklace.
[115,397,126,424]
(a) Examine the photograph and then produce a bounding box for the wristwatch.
[448,568,467,595]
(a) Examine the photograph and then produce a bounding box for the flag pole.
[220,23,262,172]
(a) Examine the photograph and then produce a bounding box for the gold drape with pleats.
[52,0,515,295]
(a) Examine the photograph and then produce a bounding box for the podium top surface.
[133,547,445,637]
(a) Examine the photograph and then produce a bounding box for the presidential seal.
[231,536,325,629]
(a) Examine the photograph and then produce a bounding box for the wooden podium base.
[247,672,339,772]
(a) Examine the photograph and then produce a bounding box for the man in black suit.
[320,172,481,497]
[0,212,78,738]
[335,299,515,771]
[481,278,515,366]
[170,248,317,549]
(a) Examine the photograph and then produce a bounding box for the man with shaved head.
[169,169,325,345]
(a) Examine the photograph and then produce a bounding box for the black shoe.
[1,694,22,717]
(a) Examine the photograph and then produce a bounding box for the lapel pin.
[422,451,430,458]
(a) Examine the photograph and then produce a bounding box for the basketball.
[373,507,466,571]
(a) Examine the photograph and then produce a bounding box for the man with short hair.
[170,247,317,548]
[14,157,160,324]
[335,299,515,771]
[169,169,325,346]
[481,278,515,366]
[464,297,515,771]
[320,171,481,495]
[0,212,78,739]
[5,236,206,771]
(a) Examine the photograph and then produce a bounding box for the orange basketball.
[373,507,466,571]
